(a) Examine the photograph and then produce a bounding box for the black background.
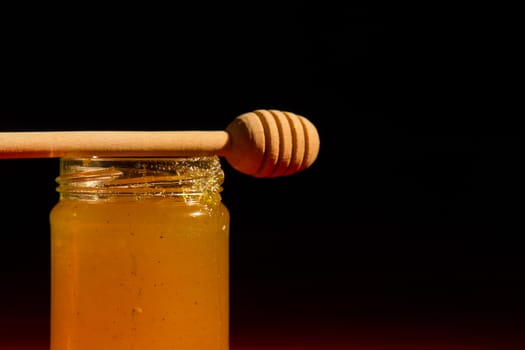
[1,2,523,347]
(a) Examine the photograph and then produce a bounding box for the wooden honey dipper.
[0,109,320,178]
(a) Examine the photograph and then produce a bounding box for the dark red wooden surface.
[2,316,525,349]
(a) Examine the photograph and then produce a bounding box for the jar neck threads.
[55,156,224,204]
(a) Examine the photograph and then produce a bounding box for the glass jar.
[49,156,229,350]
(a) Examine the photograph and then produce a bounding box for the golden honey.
[49,157,229,350]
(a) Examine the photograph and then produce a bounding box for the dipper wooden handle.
[0,109,320,177]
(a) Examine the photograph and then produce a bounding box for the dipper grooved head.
[224,109,320,177]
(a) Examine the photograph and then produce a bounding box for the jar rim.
[55,156,224,202]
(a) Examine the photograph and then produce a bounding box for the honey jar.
[50,156,229,349]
